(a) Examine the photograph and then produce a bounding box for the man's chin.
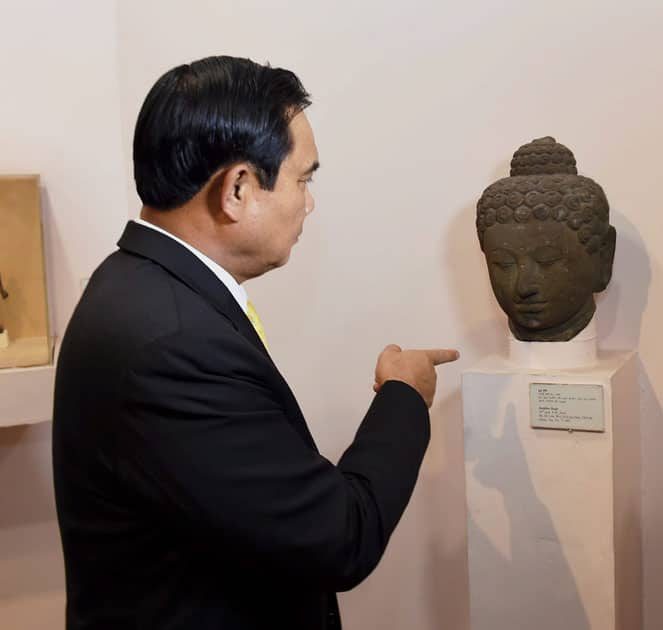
[267,252,292,272]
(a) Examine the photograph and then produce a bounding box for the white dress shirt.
[133,218,248,314]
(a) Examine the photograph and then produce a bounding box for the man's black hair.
[133,55,311,210]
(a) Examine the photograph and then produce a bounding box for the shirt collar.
[133,218,248,314]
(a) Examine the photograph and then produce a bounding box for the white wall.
[2,1,662,628]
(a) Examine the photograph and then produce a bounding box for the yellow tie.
[247,301,268,349]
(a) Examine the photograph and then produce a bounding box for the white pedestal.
[0,339,57,427]
[462,350,641,630]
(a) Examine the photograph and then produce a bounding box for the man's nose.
[305,187,315,215]
[515,260,540,299]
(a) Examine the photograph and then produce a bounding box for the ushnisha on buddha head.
[476,137,616,342]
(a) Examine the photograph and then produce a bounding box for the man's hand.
[373,344,460,408]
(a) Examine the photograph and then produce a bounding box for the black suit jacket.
[53,221,430,629]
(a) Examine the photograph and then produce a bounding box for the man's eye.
[300,177,314,185]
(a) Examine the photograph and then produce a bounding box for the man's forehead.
[288,111,319,166]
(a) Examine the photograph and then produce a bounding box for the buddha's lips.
[515,302,547,313]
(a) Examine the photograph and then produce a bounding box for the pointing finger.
[424,349,460,366]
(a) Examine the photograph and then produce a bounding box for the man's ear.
[217,163,256,222]
[595,225,616,292]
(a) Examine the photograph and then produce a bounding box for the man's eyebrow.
[302,161,320,175]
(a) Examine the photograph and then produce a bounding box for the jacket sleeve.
[118,328,430,592]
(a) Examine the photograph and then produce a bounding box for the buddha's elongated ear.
[595,225,616,292]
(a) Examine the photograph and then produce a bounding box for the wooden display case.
[0,175,53,369]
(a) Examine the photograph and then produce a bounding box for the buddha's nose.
[515,260,540,299]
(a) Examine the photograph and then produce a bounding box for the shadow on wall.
[0,422,64,600]
[466,403,590,629]
[596,208,650,349]
[605,209,663,630]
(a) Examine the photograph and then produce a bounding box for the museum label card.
[530,383,605,432]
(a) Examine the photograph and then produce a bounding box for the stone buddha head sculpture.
[476,137,616,341]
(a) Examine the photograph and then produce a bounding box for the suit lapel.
[117,221,317,451]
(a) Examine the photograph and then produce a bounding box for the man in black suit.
[53,56,458,629]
